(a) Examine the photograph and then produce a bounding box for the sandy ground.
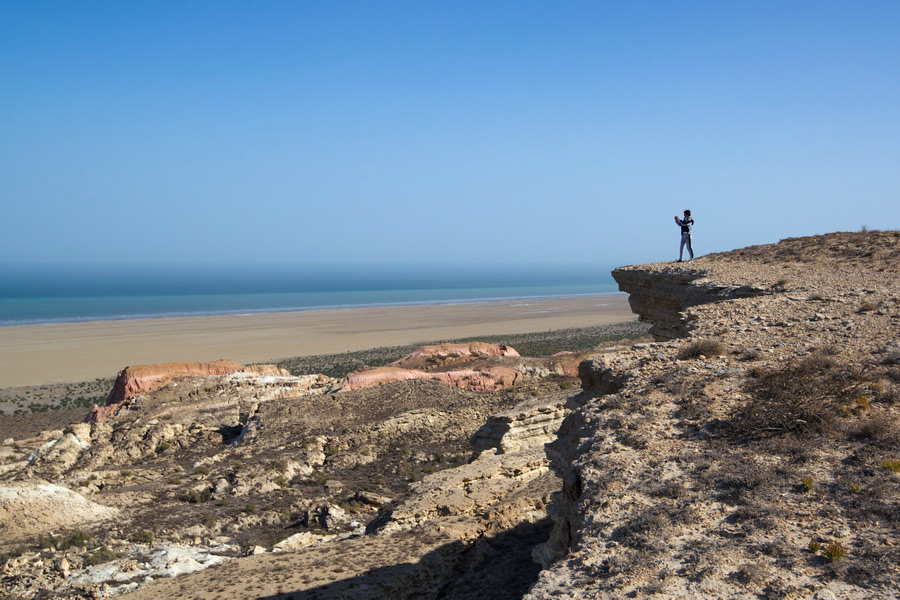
[0,295,634,387]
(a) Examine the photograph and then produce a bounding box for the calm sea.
[0,262,620,326]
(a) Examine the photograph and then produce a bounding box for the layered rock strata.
[612,267,767,340]
[471,393,570,456]
[88,360,296,422]
[391,341,520,367]
[23,371,339,477]
[343,364,520,391]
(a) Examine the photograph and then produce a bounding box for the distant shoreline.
[0,294,635,388]
[0,290,621,328]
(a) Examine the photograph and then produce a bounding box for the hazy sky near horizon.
[2,1,898,267]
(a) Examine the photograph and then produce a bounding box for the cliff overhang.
[611,265,768,340]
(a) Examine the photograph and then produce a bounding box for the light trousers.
[679,232,693,260]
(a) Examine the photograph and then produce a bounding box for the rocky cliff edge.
[527,231,899,600]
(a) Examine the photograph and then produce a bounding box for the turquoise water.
[0,263,619,326]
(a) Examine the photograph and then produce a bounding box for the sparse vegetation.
[859,300,880,312]
[731,355,875,438]
[3,238,896,600]
[86,545,120,566]
[130,529,154,545]
[852,411,898,442]
[710,458,774,504]
[306,469,329,485]
[0,546,25,562]
[184,488,212,503]
[821,541,848,562]
[60,530,92,550]
[36,530,93,551]
[678,339,725,360]
[268,458,289,472]
[880,459,900,473]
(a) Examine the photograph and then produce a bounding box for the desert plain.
[0,294,633,388]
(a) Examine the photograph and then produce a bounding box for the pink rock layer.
[344,365,519,392]
[390,342,519,366]
[87,360,247,422]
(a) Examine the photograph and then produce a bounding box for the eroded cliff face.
[528,232,900,600]
[611,266,767,340]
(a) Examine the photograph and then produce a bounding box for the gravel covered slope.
[527,231,899,599]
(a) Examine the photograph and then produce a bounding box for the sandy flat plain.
[0,295,634,388]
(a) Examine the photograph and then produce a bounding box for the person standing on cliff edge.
[675,209,694,262]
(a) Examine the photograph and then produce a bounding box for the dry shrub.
[818,344,841,356]
[851,410,899,444]
[711,458,774,504]
[731,562,769,584]
[858,300,880,313]
[650,480,686,499]
[678,339,725,360]
[614,507,671,549]
[836,542,900,587]
[739,349,762,362]
[731,355,874,438]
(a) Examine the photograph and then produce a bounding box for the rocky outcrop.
[371,391,567,536]
[344,365,519,392]
[576,352,636,395]
[20,372,339,478]
[471,393,570,456]
[87,361,326,422]
[1,326,607,599]
[373,448,553,536]
[390,342,519,367]
[509,353,589,379]
[0,482,119,540]
[89,360,247,421]
[612,266,767,340]
[240,364,292,377]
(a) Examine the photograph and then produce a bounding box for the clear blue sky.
[2,1,898,267]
